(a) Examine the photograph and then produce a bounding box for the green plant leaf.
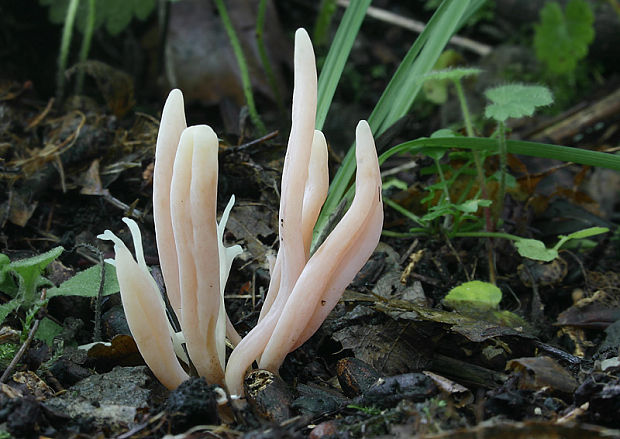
[563,226,609,241]
[0,254,17,296]
[421,51,478,104]
[0,300,19,327]
[423,66,482,82]
[379,137,620,172]
[316,0,371,130]
[35,317,64,346]
[515,238,558,262]
[9,247,64,305]
[444,280,502,311]
[534,0,595,76]
[484,84,554,122]
[47,263,119,298]
[39,0,156,35]
[552,226,609,251]
[133,0,157,20]
[454,198,491,213]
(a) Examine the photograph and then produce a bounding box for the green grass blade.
[314,0,483,244]
[316,0,372,130]
[379,137,620,171]
[314,0,338,47]
[214,0,266,134]
[256,0,285,117]
[57,0,80,99]
[377,0,471,130]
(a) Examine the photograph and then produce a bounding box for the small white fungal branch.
[99,91,242,388]
[98,28,383,398]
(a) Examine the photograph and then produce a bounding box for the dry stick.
[0,291,47,383]
[94,253,105,342]
[336,0,491,56]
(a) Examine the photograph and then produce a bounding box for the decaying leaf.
[507,356,578,394]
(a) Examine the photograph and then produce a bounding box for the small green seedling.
[0,247,120,345]
[0,247,63,310]
[515,226,609,262]
[485,83,553,226]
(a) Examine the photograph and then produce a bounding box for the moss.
[0,343,19,370]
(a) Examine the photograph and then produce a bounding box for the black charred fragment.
[1,397,71,438]
[164,377,220,433]
[244,369,293,423]
[354,372,437,407]
[336,357,381,398]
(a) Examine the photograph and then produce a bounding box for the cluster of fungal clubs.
[98,28,383,401]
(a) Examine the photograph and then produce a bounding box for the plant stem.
[495,121,508,227]
[383,198,425,227]
[453,78,495,282]
[454,79,491,227]
[454,79,473,138]
[76,0,95,94]
[454,231,523,241]
[57,0,80,100]
[434,156,451,204]
[214,0,266,134]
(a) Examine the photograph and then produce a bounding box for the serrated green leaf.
[9,247,64,305]
[484,84,553,122]
[422,51,478,104]
[515,238,558,262]
[9,247,63,278]
[444,280,502,311]
[454,199,491,213]
[534,0,595,75]
[47,263,119,298]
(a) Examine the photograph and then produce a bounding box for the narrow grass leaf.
[314,0,482,245]
[316,0,371,130]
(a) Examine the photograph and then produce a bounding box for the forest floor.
[1,1,620,438]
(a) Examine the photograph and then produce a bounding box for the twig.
[337,0,492,56]
[94,250,105,342]
[0,290,48,383]
[221,130,279,156]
